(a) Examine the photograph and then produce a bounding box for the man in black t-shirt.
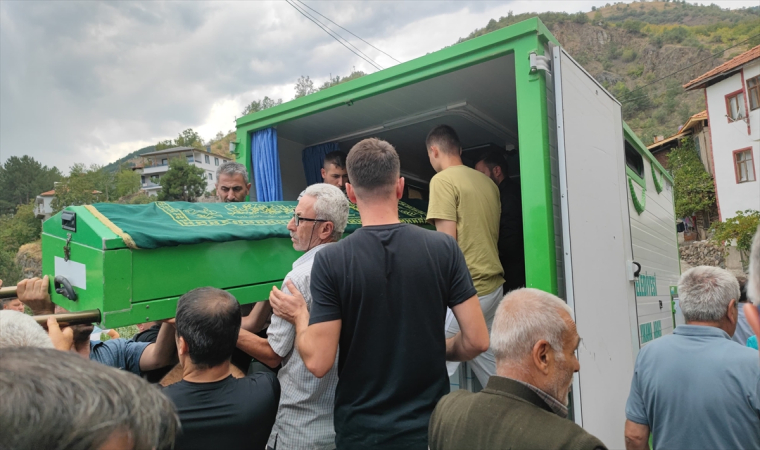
[270,138,490,450]
[163,287,280,450]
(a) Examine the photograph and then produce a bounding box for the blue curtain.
[302,142,339,186]
[251,128,283,201]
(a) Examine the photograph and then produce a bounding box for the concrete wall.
[705,61,760,220]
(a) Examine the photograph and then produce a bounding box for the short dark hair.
[426,125,461,155]
[477,151,509,174]
[346,138,400,199]
[323,151,347,170]
[176,287,241,368]
[1,297,18,308]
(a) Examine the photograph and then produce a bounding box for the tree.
[241,96,283,116]
[710,210,760,262]
[174,129,204,149]
[158,157,206,202]
[667,138,715,218]
[115,169,141,198]
[0,156,62,214]
[155,140,174,151]
[294,75,317,98]
[51,164,108,212]
[0,203,41,254]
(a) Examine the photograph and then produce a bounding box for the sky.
[1,0,757,172]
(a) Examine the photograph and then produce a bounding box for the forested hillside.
[459,1,760,144]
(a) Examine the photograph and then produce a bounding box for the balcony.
[141,165,170,176]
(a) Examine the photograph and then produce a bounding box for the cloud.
[1,0,757,173]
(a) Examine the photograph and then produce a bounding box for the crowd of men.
[1,125,759,450]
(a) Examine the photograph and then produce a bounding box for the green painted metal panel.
[131,238,298,302]
[41,233,106,313]
[42,205,126,249]
[103,282,276,328]
[513,37,558,295]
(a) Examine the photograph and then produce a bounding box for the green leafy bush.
[710,210,760,259]
[667,138,715,218]
[621,48,638,62]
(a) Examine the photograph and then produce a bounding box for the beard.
[72,324,95,344]
[547,356,574,406]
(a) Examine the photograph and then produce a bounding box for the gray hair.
[216,161,249,182]
[0,347,179,450]
[492,288,574,364]
[748,225,760,305]
[0,310,53,349]
[303,183,349,241]
[678,266,740,322]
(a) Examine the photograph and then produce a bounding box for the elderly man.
[321,150,349,192]
[426,125,504,387]
[625,266,760,450]
[429,288,606,450]
[270,138,489,449]
[216,161,252,202]
[17,275,178,376]
[237,183,347,450]
[162,287,280,450]
[0,310,54,349]
[0,347,179,450]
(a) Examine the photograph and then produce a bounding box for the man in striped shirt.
[237,183,349,449]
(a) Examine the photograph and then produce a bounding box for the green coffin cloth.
[86,200,428,249]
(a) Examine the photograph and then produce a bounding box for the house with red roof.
[683,45,760,221]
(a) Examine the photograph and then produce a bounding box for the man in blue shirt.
[18,275,177,376]
[624,266,760,450]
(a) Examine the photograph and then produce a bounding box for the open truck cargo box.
[233,17,680,447]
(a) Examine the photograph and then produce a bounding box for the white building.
[34,190,56,220]
[684,45,760,220]
[134,147,233,197]
[34,187,102,220]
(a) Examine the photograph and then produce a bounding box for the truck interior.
[272,53,520,202]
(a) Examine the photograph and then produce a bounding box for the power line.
[295,0,402,64]
[285,0,384,72]
[621,33,760,103]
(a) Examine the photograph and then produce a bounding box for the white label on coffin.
[54,257,87,290]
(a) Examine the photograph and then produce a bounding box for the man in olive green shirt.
[426,124,504,387]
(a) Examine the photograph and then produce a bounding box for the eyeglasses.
[293,213,327,227]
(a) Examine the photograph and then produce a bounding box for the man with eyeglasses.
[237,183,349,450]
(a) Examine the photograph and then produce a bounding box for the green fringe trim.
[629,177,646,215]
[651,164,663,194]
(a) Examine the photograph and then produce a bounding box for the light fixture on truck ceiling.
[311,101,517,146]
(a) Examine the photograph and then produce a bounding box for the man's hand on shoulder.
[270,280,308,324]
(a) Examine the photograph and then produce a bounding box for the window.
[748,75,760,111]
[725,90,746,122]
[215,157,219,166]
[208,172,213,180]
[734,148,755,183]
[186,154,194,163]
[161,158,168,166]
[205,155,210,164]
[625,141,644,178]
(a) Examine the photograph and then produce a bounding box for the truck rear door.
[551,46,638,448]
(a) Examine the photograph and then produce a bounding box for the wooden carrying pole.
[2,284,100,327]
[34,310,102,328]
